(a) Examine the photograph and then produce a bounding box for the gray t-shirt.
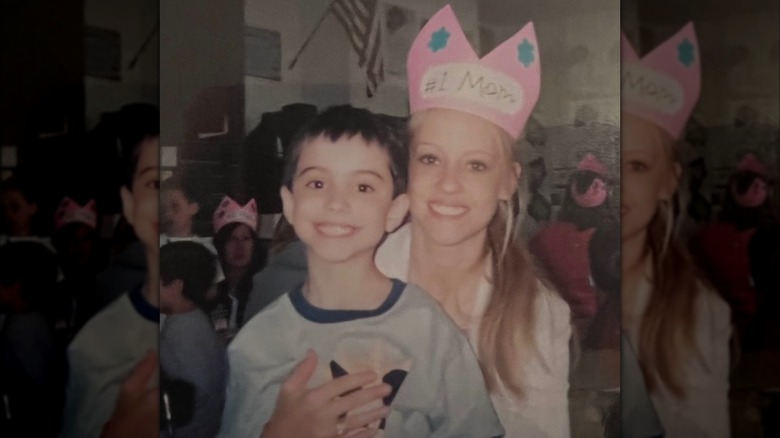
[219,280,504,438]
[160,309,227,438]
[60,286,159,438]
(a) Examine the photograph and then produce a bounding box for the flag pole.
[288,0,338,70]
[128,19,160,70]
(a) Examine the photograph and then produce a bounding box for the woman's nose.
[436,165,463,193]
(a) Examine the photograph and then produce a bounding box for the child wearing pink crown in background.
[621,24,732,437]
[209,196,266,342]
[255,5,572,438]
[49,196,102,346]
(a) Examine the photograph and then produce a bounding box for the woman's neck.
[305,251,390,310]
[407,222,487,304]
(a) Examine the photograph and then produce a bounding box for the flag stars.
[428,27,450,53]
[518,39,535,67]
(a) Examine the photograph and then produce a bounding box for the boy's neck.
[304,251,392,311]
[143,246,160,308]
[166,227,195,239]
[9,224,32,237]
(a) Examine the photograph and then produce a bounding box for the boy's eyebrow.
[297,166,322,177]
[136,166,160,177]
[354,170,385,180]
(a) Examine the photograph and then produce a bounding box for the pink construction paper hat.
[736,153,769,177]
[622,23,701,140]
[54,197,97,230]
[213,196,258,234]
[576,153,607,175]
[407,4,541,139]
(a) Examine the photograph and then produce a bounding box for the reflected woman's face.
[620,113,679,242]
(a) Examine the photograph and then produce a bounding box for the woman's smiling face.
[620,113,680,242]
[408,108,519,247]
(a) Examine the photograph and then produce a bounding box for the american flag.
[331,0,384,97]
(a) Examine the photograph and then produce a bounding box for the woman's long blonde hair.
[636,127,712,398]
[410,111,555,398]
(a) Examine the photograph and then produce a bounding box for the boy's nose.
[325,191,350,212]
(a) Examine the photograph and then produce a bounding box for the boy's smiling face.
[281,134,408,264]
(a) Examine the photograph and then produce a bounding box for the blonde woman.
[621,24,732,437]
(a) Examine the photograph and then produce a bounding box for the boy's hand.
[261,349,392,438]
[101,349,160,438]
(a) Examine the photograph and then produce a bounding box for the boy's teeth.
[431,203,467,216]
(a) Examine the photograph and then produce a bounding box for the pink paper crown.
[407,4,541,139]
[576,153,607,175]
[736,153,769,177]
[54,197,97,230]
[622,23,701,140]
[213,196,258,234]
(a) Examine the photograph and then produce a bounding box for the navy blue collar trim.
[129,284,160,323]
[289,278,405,323]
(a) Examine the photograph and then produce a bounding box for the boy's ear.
[386,194,410,233]
[120,186,135,227]
[499,162,522,201]
[28,202,38,216]
[280,186,295,223]
[188,201,200,217]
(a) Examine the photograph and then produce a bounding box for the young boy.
[160,174,224,295]
[60,103,160,438]
[160,175,215,253]
[159,241,226,438]
[219,105,504,438]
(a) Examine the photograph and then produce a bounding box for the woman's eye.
[468,161,487,171]
[306,180,324,189]
[149,180,160,189]
[628,161,647,172]
[358,184,374,193]
[418,154,438,165]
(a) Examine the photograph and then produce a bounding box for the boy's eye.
[306,180,324,189]
[358,184,374,193]
[468,161,487,171]
[149,180,160,190]
[418,154,438,165]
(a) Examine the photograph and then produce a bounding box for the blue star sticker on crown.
[428,27,450,53]
[518,39,535,67]
[678,38,695,67]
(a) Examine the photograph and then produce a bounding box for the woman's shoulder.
[694,282,732,335]
[533,282,572,331]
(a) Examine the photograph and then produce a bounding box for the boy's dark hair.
[281,105,409,198]
[118,103,160,189]
[0,173,38,204]
[160,241,217,308]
